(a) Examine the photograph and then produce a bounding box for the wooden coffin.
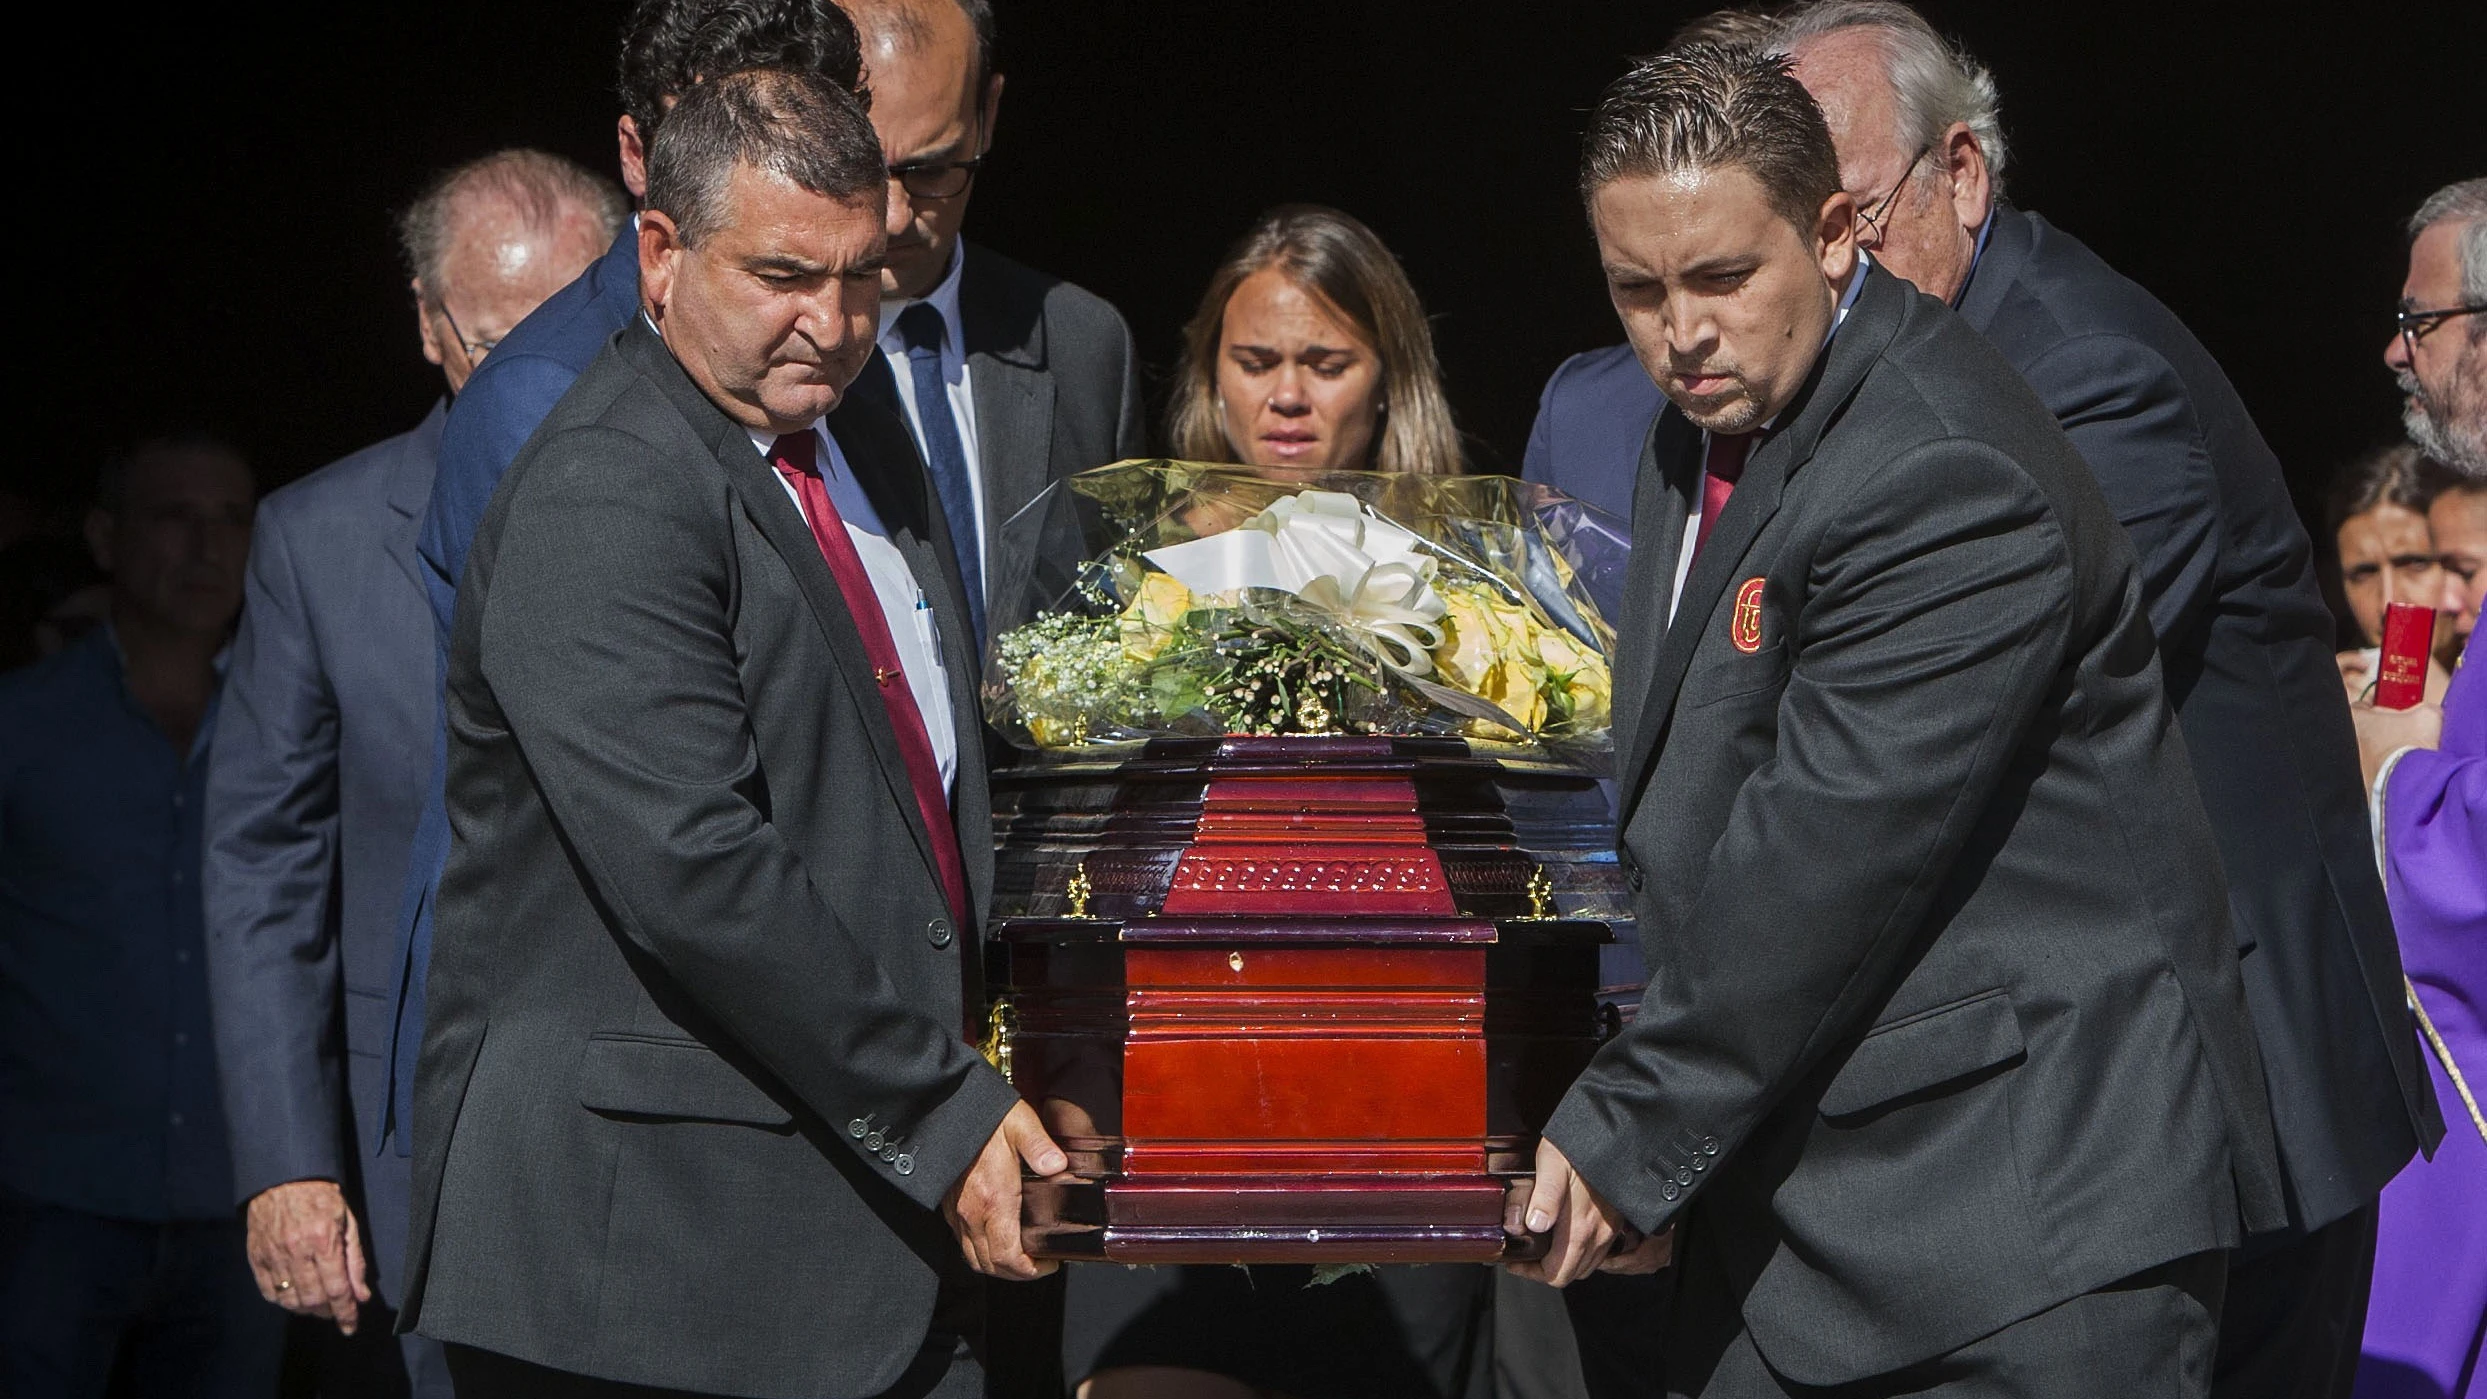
[985,735,1620,1265]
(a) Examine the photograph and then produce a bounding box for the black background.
[18,0,2484,540]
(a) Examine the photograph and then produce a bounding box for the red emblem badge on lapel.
[1731,578,1766,653]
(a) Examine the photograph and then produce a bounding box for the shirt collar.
[876,241,968,357]
[749,420,837,475]
[97,619,230,764]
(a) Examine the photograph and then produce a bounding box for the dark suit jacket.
[1544,266,2286,1387]
[399,321,1021,1396]
[1955,205,2440,1228]
[204,403,442,1303]
[1521,341,1665,525]
[854,238,1147,596]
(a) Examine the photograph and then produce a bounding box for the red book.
[2375,602,2436,710]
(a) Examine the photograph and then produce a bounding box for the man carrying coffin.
[1511,47,2284,1397]
[398,68,1059,1398]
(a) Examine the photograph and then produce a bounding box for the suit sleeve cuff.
[1543,1089,1706,1237]
[861,1062,1024,1213]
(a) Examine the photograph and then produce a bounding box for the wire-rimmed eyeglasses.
[431,299,500,364]
[2396,302,2487,363]
[1855,144,1933,250]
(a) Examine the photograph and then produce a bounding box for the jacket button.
[1623,860,1645,893]
[1674,1167,1693,1186]
[894,1154,915,1176]
[848,1118,869,1139]
[1661,1180,1680,1201]
[1700,1137,1719,1156]
[879,1145,898,1163]
[927,918,954,949]
[865,1131,885,1151]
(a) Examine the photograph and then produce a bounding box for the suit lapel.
[615,322,950,895]
[384,399,448,597]
[960,244,1057,544]
[1612,409,1697,773]
[1614,266,1910,822]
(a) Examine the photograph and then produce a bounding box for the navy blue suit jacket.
[204,403,441,1300]
[387,225,641,1151]
[1952,205,2437,1229]
[1519,341,1664,525]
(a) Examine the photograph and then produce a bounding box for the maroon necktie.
[768,430,970,927]
[1691,430,1755,563]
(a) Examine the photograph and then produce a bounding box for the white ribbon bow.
[1143,491,1449,675]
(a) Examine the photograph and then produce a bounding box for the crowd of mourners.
[0,2,2479,1398]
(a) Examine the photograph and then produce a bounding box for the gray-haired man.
[203,147,618,1396]
[1773,7,2442,1397]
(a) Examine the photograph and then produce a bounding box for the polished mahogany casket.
[985,734,1622,1265]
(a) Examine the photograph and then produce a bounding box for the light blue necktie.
[894,302,985,651]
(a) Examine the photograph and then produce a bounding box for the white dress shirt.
[753,424,959,797]
[1668,257,1872,624]
[876,244,988,576]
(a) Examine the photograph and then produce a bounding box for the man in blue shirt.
[384,0,867,1156]
[0,437,280,1397]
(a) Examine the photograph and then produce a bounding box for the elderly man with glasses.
[1764,7,2441,1399]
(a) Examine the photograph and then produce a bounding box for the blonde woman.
[1168,204,1464,478]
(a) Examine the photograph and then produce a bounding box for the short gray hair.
[397,149,627,301]
[2410,177,2487,330]
[644,66,885,246]
[1772,0,2009,194]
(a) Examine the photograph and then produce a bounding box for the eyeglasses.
[2396,302,2487,362]
[1855,144,1933,250]
[431,299,499,364]
[887,154,985,201]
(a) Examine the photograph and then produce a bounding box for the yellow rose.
[1117,572,1194,664]
[1433,586,1502,693]
[1481,657,1549,733]
[1544,624,1613,732]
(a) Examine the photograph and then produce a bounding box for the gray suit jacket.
[1544,267,2285,1386]
[1956,206,2439,1230]
[400,321,1020,1396]
[857,239,1146,589]
[204,402,442,1302]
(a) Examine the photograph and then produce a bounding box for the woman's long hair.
[1167,204,1464,475]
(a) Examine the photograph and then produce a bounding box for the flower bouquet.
[982,462,1629,753]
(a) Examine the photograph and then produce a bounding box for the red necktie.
[768,430,970,927]
[1691,430,1755,563]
